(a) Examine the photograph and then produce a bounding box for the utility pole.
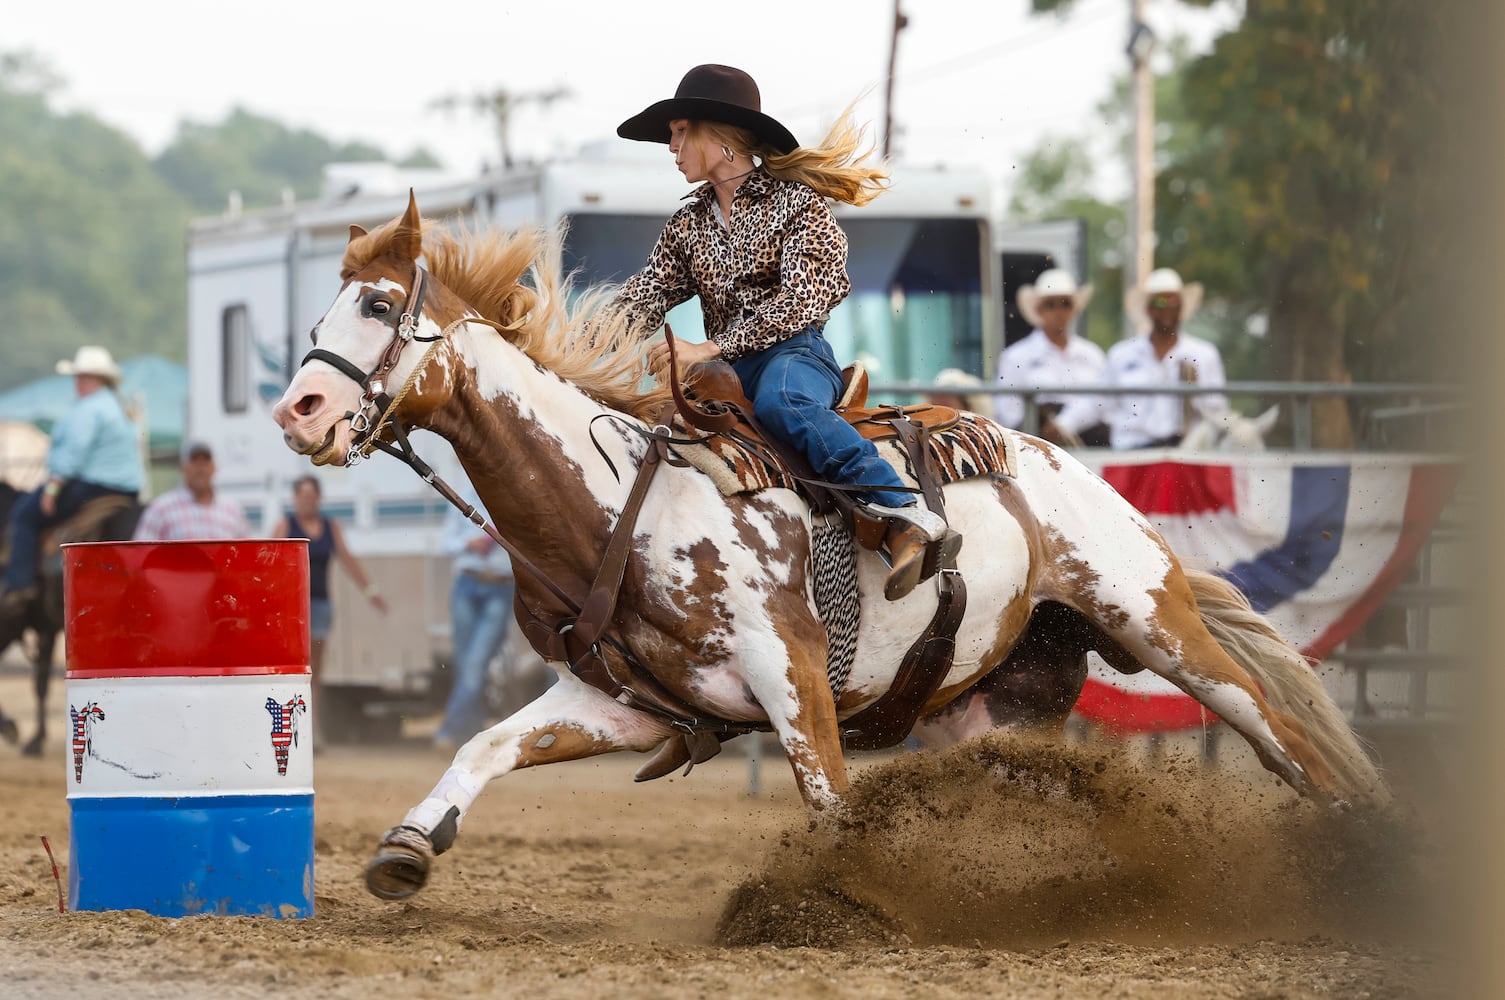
[431,86,572,171]
[882,0,909,161]
[1127,0,1157,334]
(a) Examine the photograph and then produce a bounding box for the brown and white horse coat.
[272,197,1383,900]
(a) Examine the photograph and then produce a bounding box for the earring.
[721,145,735,163]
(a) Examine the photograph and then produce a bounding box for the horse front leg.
[365,671,674,900]
[743,625,849,815]
[23,626,56,757]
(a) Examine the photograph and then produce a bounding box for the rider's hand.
[648,337,720,380]
[39,490,57,518]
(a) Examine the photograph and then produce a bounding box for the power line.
[783,0,1117,123]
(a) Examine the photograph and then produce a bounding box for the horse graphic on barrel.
[68,701,105,784]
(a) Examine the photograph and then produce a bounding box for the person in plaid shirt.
[132,441,251,541]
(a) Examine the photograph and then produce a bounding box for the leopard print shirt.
[612,166,851,361]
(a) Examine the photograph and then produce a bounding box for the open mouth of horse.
[285,426,343,466]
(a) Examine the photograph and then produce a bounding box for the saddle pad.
[673,411,1019,497]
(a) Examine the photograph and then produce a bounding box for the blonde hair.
[697,104,889,207]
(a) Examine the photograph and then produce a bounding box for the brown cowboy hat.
[617,64,799,154]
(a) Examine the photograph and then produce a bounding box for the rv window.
[222,305,250,413]
[828,217,986,384]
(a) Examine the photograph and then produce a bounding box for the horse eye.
[371,300,391,316]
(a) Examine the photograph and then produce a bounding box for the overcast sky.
[8,0,1236,210]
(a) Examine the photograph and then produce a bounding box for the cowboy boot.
[866,504,954,601]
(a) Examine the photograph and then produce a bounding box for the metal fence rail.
[869,380,1467,450]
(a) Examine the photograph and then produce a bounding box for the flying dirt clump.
[717,733,1430,949]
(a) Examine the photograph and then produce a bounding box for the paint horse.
[272,196,1385,901]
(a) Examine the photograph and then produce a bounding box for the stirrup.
[863,503,946,543]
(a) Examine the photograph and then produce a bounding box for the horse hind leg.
[1078,569,1348,804]
[365,671,675,900]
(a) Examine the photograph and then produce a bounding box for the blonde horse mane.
[342,216,670,423]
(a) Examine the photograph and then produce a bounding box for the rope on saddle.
[810,515,860,701]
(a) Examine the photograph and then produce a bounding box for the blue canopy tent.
[0,356,187,459]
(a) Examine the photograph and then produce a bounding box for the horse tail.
[1185,568,1390,807]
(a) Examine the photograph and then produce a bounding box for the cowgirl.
[612,64,958,601]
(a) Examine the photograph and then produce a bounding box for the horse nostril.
[293,394,323,418]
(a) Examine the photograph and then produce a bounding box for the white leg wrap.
[403,767,484,833]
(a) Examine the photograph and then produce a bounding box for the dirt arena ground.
[0,670,1466,999]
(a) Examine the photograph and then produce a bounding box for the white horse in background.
[1181,405,1281,452]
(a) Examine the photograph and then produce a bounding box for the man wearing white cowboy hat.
[2,346,143,612]
[993,268,1110,447]
[1059,268,1229,450]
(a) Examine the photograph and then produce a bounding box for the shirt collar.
[683,165,776,205]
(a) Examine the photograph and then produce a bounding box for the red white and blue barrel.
[63,540,314,917]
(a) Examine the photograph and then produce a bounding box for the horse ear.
[348,224,368,243]
[393,189,422,262]
[1252,404,1281,434]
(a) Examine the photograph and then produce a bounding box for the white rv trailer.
[185,153,996,734]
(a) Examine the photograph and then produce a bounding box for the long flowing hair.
[696,104,889,207]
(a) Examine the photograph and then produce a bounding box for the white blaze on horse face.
[273,277,416,460]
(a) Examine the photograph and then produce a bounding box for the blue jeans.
[436,572,514,744]
[729,329,911,509]
[4,480,135,592]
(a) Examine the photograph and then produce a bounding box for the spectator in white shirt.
[1085,268,1229,449]
[994,268,1110,447]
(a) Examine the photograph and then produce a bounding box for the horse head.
[272,193,474,466]
[273,193,659,472]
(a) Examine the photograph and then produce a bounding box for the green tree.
[153,108,391,213]
[1006,135,1126,349]
[0,52,189,388]
[1029,0,1466,446]
[0,50,453,394]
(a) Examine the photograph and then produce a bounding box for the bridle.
[299,261,440,468]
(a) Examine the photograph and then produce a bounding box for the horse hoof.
[365,849,430,900]
[0,717,16,746]
[20,735,43,757]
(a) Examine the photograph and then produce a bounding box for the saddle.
[639,359,976,765]
[49,494,138,548]
[683,359,962,443]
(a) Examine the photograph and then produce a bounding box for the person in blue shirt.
[2,346,143,612]
[433,482,516,752]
